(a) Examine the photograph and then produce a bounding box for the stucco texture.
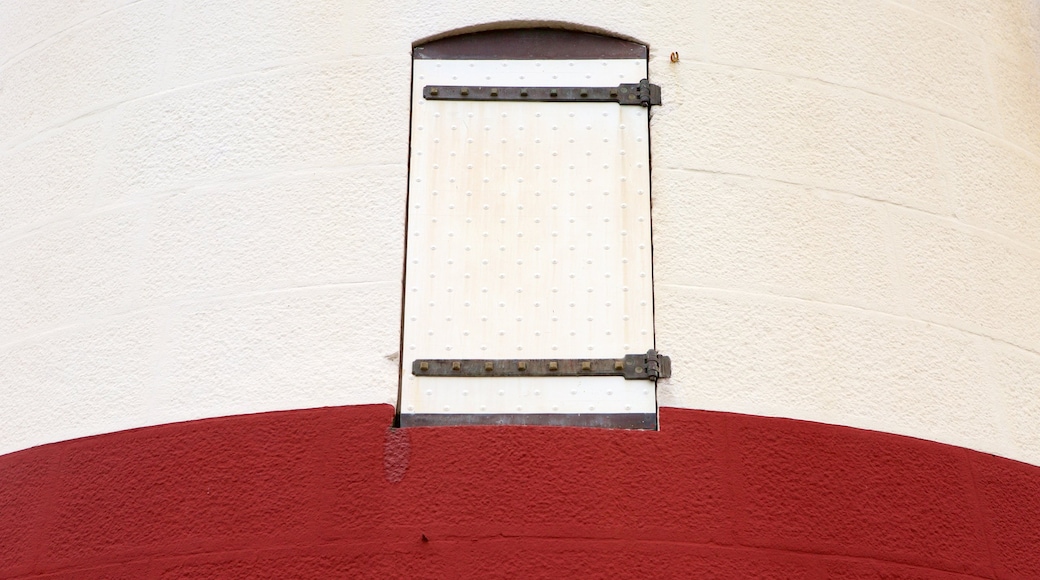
[2,405,1039,579]
[1,0,1039,465]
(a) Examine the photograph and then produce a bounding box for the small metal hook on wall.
[670,51,679,63]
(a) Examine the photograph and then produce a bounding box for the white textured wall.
[1,1,1038,463]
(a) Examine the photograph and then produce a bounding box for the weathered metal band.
[412,350,670,380]
[399,413,657,430]
[423,79,662,107]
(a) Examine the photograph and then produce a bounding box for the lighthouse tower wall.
[3,2,1040,578]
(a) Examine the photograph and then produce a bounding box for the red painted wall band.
[1,405,1037,579]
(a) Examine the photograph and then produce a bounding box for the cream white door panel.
[401,57,656,427]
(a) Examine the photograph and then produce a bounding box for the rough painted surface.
[1,0,1039,469]
[1,405,1038,579]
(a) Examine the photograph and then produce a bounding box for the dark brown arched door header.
[414,28,647,60]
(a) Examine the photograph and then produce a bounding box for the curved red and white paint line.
[1,405,1038,579]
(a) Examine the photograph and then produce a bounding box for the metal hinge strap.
[423,79,662,107]
[412,349,671,380]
